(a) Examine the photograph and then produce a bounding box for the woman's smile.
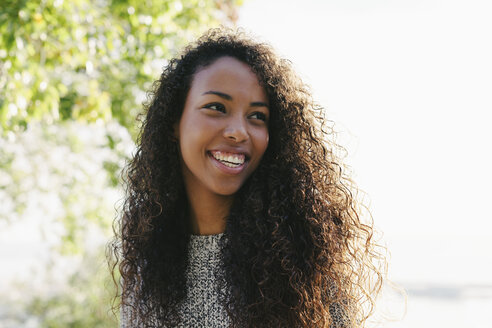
[208,150,248,173]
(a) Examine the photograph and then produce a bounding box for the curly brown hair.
[109,28,385,328]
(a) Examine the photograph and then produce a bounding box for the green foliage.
[0,0,241,139]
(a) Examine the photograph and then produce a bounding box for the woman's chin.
[211,184,242,197]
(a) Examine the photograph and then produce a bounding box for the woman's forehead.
[188,57,267,102]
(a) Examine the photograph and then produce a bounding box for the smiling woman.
[109,28,386,327]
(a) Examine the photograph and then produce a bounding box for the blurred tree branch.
[0,0,242,139]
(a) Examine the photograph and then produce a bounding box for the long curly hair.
[109,28,385,327]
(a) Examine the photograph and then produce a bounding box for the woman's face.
[176,56,269,197]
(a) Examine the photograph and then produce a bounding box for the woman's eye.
[204,103,225,112]
[250,112,267,121]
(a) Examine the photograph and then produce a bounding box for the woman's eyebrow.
[202,90,232,100]
[202,91,268,108]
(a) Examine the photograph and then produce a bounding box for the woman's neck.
[186,187,233,235]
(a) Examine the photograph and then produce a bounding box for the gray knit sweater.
[121,233,230,327]
[177,233,230,327]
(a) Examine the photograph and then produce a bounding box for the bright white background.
[238,0,492,327]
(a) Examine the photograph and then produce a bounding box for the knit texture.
[177,232,230,327]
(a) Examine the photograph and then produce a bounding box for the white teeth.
[223,161,239,168]
[226,155,238,163]
[211,151,245,166]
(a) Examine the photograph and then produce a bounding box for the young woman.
[111,28,385,327]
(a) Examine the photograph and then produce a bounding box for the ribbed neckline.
[190,232,225,238]
[189,233,224,250]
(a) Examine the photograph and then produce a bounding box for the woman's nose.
[223,117,248,143]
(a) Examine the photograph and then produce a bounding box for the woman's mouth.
[209,150,245,167]
[208,150,248,173]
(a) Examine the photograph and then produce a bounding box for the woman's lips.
[208,151,248,175]
[209,150,247,163]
